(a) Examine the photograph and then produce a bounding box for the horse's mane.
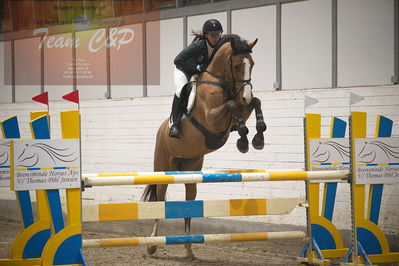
[209,34,252,62]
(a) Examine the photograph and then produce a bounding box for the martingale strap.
[205,70,223,80]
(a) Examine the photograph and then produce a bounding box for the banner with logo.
[4,1,160,87]
[0,140,11,187]
[354,137,399,184]
[309,138,350,182]
[12,139,80,191]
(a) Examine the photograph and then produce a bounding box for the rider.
[169,19,223,138]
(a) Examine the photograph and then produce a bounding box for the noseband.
[229,54,252,98]
[198,53,253,100]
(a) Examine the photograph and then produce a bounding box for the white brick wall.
[1,85,398,234]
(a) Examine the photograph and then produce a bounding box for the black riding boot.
[169,94,183,138]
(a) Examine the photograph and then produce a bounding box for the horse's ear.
[248,38,258,49]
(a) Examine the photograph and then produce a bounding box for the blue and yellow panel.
[38,110,85,266]
[83,198,304,222]
[350,112,398,263]
[2,115,52,262]
[303,114,346,261]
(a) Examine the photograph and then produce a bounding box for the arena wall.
[1,84,398,234]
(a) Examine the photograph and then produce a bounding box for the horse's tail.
[141,185,157,202]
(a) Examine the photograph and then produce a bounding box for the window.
[185,0,210,5]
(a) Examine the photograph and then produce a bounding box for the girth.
[186,113,230,150]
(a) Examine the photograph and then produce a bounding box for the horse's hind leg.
[179,156,203,259]
[250,97,266,150]
[146,184,168,255]
[184,184,197,259]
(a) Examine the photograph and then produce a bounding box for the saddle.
[179,82,195,114]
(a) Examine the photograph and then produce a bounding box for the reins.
[197,53,253,100]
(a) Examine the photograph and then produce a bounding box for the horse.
[142,34,266,258]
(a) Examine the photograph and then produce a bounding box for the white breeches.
[174,67,189,98]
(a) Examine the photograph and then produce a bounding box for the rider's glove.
[196,64,207,73]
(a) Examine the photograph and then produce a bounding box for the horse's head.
[206,35,258,105]
[228,37,257,105]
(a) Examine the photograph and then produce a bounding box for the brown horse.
[142,35,266,258]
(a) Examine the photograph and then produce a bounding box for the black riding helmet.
[203,19,223,33]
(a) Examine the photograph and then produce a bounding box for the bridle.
[229,54,253,99]
[198,53,253,100]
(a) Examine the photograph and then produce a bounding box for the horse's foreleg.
[146,184,168,255]
[231,106,249,153]
[251,97,266,150]
[184,183,197,259]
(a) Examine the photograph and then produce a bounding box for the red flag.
[62,90,79,104]
[32,92,49,105]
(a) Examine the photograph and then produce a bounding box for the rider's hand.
[196,64,207,72]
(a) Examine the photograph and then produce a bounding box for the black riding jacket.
[174,38,211,77]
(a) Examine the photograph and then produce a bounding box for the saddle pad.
[187,81,196,113]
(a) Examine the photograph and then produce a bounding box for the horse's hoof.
[252,133,264,150]
[185,252,197,260]
[146,245,157,255]
[237,138,249,153]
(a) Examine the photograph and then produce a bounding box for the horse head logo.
[0,142,10,166]
[16,142,78,168]
[357,140,399,164]
[312,140,350,163]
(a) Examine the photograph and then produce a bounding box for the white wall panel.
[111,24,144,98]
[282,0,331,89]
[338,0,394,87]
[43,33,74,101]
[232,5,276,92]
[76,29,107,100]
[147,18,183,97]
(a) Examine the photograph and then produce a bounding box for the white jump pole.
[83,170,350,186]
[83,231,307,248]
